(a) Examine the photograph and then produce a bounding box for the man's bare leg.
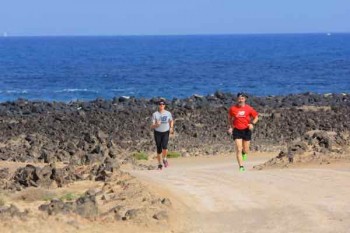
[242,140,250,154]
[235,139,243,167]
[242,140,250,161]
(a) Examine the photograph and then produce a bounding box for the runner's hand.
[248,124,254,130]
[170,127,174,134]
[227,127,233,135]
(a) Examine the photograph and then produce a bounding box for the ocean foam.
[55,89,99,93]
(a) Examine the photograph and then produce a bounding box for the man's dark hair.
[237,92,248,98]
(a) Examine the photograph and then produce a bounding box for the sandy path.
[130,154,350,233]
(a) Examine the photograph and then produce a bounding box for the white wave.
[5,90,28,94]
[55,89,99,93]
[111,87,135,92]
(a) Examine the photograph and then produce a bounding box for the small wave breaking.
[54,89,99,93]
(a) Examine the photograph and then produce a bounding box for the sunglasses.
[159,103,165,105]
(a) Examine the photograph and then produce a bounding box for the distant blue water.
[0,34,350,102]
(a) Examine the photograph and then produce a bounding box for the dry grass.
[12,188,57,202]
[0,196,5,206]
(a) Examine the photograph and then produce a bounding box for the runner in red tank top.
[227,93,259,171]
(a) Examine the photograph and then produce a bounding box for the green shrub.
[133,151,149,160]
[167,151,181,158]
[60,193,79,201]
[42,193,57,201]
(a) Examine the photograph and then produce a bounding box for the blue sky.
[1,0,349,36]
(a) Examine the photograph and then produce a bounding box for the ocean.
[0,34,349,102]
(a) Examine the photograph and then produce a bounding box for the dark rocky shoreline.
[1,92,350,164]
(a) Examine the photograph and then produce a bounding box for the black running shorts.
[154,130,170,154]
[232,128,252,141]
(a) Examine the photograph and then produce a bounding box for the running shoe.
[242,152,247,161]
[163,159,169,168]
[239,166,245,172]
[157,164,163,170]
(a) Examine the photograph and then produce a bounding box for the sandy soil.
[0,179,183,233]
[130,153,350,233]
[0,163,187,233]
[1,153,349,233]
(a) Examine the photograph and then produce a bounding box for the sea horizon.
[2,31,350,38]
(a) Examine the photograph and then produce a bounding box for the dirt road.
[131,154,350,233]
